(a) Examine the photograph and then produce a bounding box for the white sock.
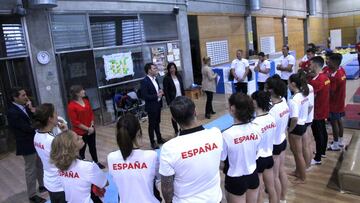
[339,137,343,144]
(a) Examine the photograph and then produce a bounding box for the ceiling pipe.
[249,0,261,11]
[28,0,58,9]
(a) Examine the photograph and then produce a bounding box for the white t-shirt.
[159,126,223,203]
[306,84,314,123]
[221,123,261,177]
[288,92,309,125]
[34,132,63,192]
[231,58,250,83]
[59,160,107,203]
[269,98,290,145]
[255,60,271,82]
[279,55,295,80]
[252,114,276,158]
[172,77,182,97]
[107,149,160,203]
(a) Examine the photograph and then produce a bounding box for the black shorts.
[225,171,259,196]
[256,156,274,173]
[290,124,307,136]
[305,122,312,128]
[273,139,287,155]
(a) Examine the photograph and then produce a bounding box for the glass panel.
[98,81,141,123]
[0,16,27,58]
[50,14,90,52]
[90,16,144,48]
[59,51,98,109]
[0,58,36,102]
[140,14,178,42]
[93,46,145,87]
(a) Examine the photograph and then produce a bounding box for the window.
[50,14,90,52]
[140,14,178,42]
[0,16,27,58]
[90,16,144,48]
[93,46,144,87]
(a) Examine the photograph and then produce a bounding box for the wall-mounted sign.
[37,51,50,65]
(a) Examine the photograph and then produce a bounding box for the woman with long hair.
[265,75,289,203]
[33,103,67,203]
[251,91,277,203]
[50,130,107,203]
[221,93,260,203]
[163,62,185,135]
[107,113,161,203]
[67,85,104,169]
[201,56,218,119]
[287,71,310,184]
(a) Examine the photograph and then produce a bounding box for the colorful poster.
[151,47,166,76]
[103,52,134,81]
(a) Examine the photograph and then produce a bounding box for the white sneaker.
[328,142,341,151]
[339,138,344,147]
[311,159,321,165]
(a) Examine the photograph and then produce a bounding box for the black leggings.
[205,91,214,115]
[79,132,99,163]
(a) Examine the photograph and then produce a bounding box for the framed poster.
[102,52,134,81]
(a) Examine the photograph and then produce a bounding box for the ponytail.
[289,71,309,96]
[265,74,287,98]
[251,91,271,112]
[116,127,133,160]
[116,113,142,160]
[298,70,309,96]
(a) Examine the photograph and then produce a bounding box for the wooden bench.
[338,132,360,195]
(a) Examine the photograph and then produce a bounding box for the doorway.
[187,15,202,85]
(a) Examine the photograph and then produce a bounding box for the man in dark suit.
[140,63,166,149]
[7,87,46,203]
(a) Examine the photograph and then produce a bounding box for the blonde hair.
[50,130,78,171]
[202,56,211,65]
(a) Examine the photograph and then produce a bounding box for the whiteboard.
[206,40,229,66]
[260,36,275,55]
[330,29,342,50]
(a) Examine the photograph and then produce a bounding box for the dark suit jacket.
[140,76,163,112]
[163,74,185,105]
[7,103,36,155]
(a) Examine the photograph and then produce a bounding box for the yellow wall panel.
[288,18,305,58]
[309,17,329,46]
[256,17,283,52]
[328,15,360,45]
[197,15,246,64]
[329,16,354,29]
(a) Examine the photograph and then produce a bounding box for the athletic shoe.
[310,159,321,165]
[29,195,46,203]
[339,138,344,147]
[321,154,327,158]
[327,143,341,151]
